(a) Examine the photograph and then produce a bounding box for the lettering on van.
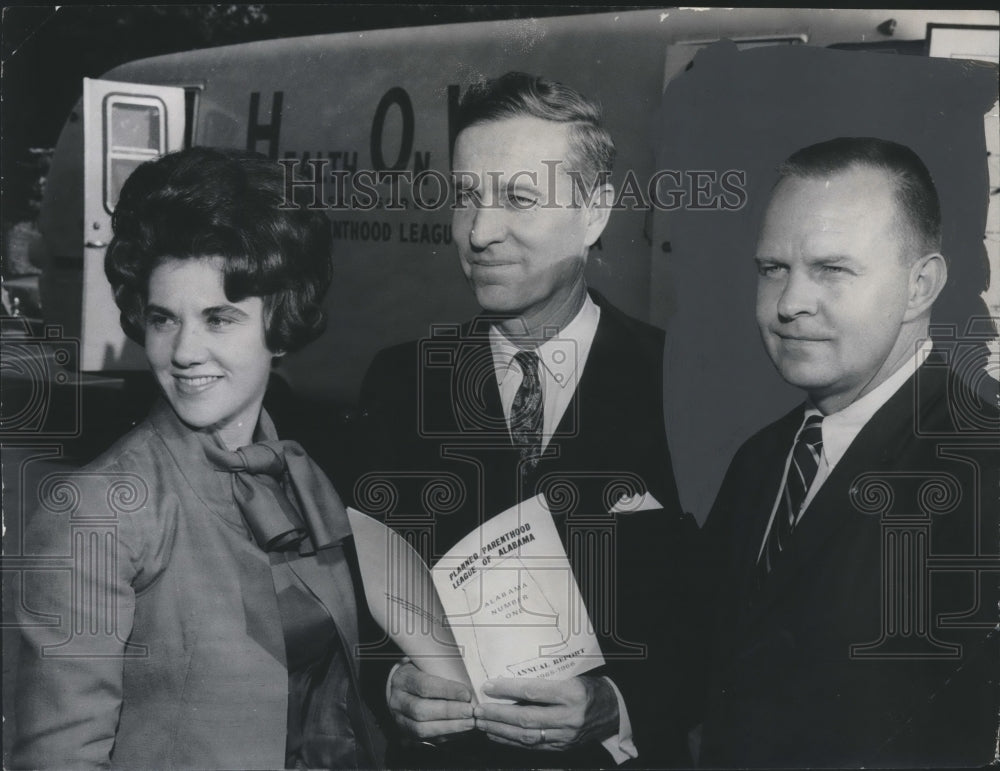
[247,87,432,174]
[247,92,283,160]
[326,219,453,245]
[254,87,749,215]
[369,87,431,174]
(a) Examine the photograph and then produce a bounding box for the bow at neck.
[202,436,351,555]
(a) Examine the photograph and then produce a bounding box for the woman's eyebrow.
[144,303,176,318]
[203,304,250,318]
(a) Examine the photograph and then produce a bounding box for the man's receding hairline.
[775,161,927,262]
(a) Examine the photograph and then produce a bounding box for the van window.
[104,95,167,212]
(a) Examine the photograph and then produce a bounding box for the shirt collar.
[490,293,600,391]
[814,339,933,469]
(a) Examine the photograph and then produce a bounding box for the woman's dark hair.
[105,147,333,353]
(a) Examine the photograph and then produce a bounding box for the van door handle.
[85,240,107,248]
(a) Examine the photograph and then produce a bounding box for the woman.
[13,147,383,769]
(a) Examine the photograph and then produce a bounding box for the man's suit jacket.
[13,400,384,770]
[355,290,702,768]
[700,354,999,768]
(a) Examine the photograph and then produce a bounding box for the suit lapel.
[456,319,507,437]
[480,349,506,438]
[461,298,633,511]
[747,362,944,620]
[785,360,947,573]
[553,298,610,439]
[732,409,802,620]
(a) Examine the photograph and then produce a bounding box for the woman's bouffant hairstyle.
[105,147,333,353]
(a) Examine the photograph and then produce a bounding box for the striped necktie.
[510,350,543,470]
[759,413,824,578]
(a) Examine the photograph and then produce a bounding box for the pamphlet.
[347,494,605,703]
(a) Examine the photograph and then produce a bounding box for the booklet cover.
[347,494,605,703]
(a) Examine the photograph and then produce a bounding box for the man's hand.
[388,662,476,742]
[473,675,619,751]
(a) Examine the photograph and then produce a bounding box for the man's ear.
[583,182,614,248]
[903,252,948,322]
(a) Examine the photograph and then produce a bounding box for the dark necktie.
[759,413,824,577]
[510,350,543,470]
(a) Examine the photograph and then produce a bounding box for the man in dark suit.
[355,72,698,767]
[699,137,999,767]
